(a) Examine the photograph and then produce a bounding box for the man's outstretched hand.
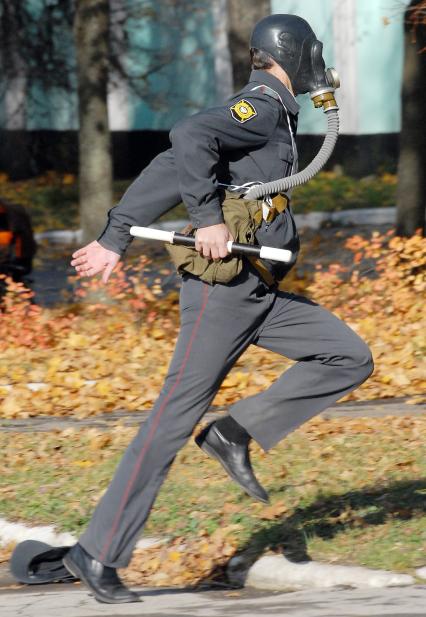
[71,241,121,283]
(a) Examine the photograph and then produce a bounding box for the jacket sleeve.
[97,149,181,255]
[169,96,280,228]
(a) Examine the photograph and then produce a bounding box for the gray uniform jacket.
[98,69,301,281]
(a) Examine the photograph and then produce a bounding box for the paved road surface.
[0,398,424,433]
[2,583,426,617]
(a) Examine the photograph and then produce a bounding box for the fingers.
[202,244,213,259]
[217,244,229,259]
[210,246,224,260]
[102,261,116,284]
[200,244,223,259]
[70,255,88,267]
[195,235,212,258]
[71,252,103,276]
[80,267,98,277]
[71,247,87,260]
[74,263,101,277]
[70,242,120,281]
[194,225,233,260]
[199,242,229,260]
[196,238,230,259]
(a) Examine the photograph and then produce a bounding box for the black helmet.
[250,14,328,95]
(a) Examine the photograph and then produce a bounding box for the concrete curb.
[416,566,426,580]
[34,208,396,244]
[295,207,395,230]
[0,518,164,552]
[0,518,422,592]
[34,220,189,244]
[0,518,76,548]
[228,554,415,591]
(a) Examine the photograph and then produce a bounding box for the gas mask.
[245,13,341,200]
[250,13,340,103]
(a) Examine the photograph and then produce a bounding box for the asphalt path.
[0,398,424,433]
[1,581,426,617]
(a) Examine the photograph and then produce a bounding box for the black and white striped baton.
[130,226,293,263]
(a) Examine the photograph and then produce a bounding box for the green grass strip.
[0,416,424,574]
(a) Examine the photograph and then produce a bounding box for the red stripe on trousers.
[99,283,210,563]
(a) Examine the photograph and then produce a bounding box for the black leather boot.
[195,421,269,503]
[63,543,141,604]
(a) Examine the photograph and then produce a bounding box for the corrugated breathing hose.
[244,109,339,201]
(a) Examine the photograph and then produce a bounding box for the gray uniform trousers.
[79,264,373,568]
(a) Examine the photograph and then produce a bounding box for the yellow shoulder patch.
[230,99,257,124]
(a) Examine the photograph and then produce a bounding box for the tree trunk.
[0,2,27,130]
[74,0,113,243]
[396,0,426,237]
[227,0,271,91]
[212,0,234,101]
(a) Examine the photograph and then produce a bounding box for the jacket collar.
[248,70,300,116]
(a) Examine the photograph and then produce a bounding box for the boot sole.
[62,554,141,604]
[196,434,269,504]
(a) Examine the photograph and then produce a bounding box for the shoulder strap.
[250,84,284,106]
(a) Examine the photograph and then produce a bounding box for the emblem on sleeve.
[230,99,257,123]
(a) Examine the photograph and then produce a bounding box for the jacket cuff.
[97,228,130,256]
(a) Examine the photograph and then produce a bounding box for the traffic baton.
[130,226,293,264]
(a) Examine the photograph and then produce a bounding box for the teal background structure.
[271,0,409,134]
[0,0,411,135]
